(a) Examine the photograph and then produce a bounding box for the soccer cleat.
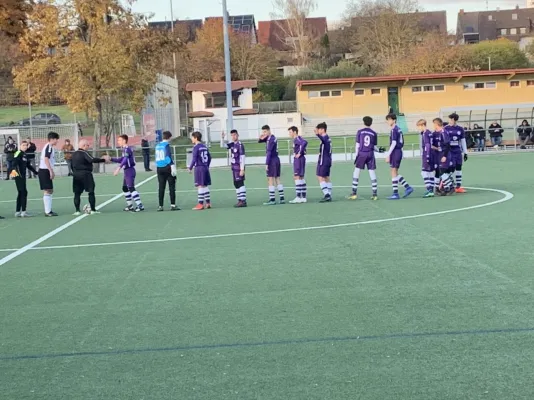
[455,187,466,193]
[300,198,307,203]
[289,197,301,204]
[403,187,414,198]
[134,205,145,212]
[72,211,81,216]
[423,191,435,198]
[90,211,101,215]
[263,199,276,206]
[387,194,400,200]
[234,200,247,208]
[347,194,358,200]
[371,195,378,201]
[45,211,58,217]
[20,212,32,217]
[157,206,164,212]
[279,198,285,204]
[0,215,4,219]
[319,195,332,203]
[204,203,211,209]
[15,212,21,218]
[124,206,134,212]
[192,204,204,211]
[170,205,180,211]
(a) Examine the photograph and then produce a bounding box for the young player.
[445,113,468,193]
[315,122,333,202]
[155,131,179,212]
[258,125,284,205]
[385,114,413,200]
[433,118,454,195]
[417,119,436,198]
[225,129,247,208]
[10,141,38,217]
[38,131,60,216]
[288,126,308,204]
[111,134,145,212]
[349,116,382,200]
[188,131,212,210]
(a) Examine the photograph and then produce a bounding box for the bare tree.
[270,0,318,66]
[345,0,422,73]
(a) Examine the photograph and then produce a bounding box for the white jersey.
[39,143,56,169]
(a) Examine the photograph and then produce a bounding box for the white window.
[354,89,365,96]
[412,86,422,93]
[488,15,493,21]
[510,80,520,87]
[308,91,319,98]
[423,85,434,92]
[500,28,507,35]
[486,82,496,89]
[412,84,445,93]
[309,90,342,98]
[320,90,330,97]
[434,85,445,91]
[475,82,485,89]
[511,28,517,35]
[512,13,518,20]
[371,88,381,95]
[463,83,475,90]
[520,27,527,34]
[331,90,342,97]
[463,82,496,90]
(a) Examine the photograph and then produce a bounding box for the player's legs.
[266,176,276,204]
[122,181,133,211]
[325,176,332,196]
[455,163,466,193]
[167,174,177,208]
[14,177,25,215]
[86,174,97,212]
[369,169,378,199]
[39,169,56,216]
[389,167,400,199]
[194,185,205,210]
[157,169,168,208]
[234,180,247,207]
[350,167,361,198]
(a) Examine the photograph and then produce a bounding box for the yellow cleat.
[371,195,378,201]
[347,194,358,200]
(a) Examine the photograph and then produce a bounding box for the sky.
[132,0,527,33]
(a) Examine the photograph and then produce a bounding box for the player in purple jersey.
[433,118,454,195]
[111,135,144,212]
[385,114,413,200]
[417,119,437,198]
[348,116,383,200]
[288,126,308,204]
[315,122,333,202]
[224,129,247,207]
[445,113,468,193]
[258,125,285,205]
[188,131,212,210]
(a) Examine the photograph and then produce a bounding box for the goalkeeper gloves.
[9,170,19,178]
[463,154,468,162]
[378,146,386,153]
[170,165,177,177]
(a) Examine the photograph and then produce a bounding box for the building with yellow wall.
[296,69,534,119]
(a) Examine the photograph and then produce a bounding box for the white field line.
[0,175,157,266]
[0,187,513,254]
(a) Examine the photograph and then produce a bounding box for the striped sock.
[235,188,240,201]
[302,180,307,198]
[124,192,133,207]
[197,188,204,204]
[204,188,211,204]
[352,168,361,194]
[369,169,378,196]
[268,186,275,201]
[320,182,328,196]
[392,177,399,195]
[295,180,302,198]
[326,182,332,195]
[398,175,410,189]
[131,190,142,206]
[277,184,285,201]
[455,171,463,188]
[240,186,246,201]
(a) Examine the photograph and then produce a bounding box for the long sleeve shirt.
[111,146,135,169]
[258,135,279,165]
[12,150,38,178]
[71,149,106,173]
[189,143,211,170]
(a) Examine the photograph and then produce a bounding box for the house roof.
[148,19,203,42]
[233,109,259,116]
[297,68,534,88]
[457,7,534,41]
[351,11,447,34]
[186,80,258,93]
[187,111,215,118]
[257,17,328,51]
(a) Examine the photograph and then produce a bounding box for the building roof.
[457,7,534,41]
[205,15,257,37]
[186,80,258,93]
[148,19,203,42]
[297,68,534,87]
[187,111,215,118]
[258,17,328,51]
[351,10,447,34]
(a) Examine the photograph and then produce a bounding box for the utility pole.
[222,0,234,133]
[169,0,181,135]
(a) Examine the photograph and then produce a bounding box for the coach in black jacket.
[517,120,532,149]
[71,139,110,215]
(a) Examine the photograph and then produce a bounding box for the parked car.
[18,113,61,126]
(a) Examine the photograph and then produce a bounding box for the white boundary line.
[0,175,157,266]
[0,187,513,253]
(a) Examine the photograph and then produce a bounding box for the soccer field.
[1,153,533,399]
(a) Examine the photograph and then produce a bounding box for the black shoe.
[170,205,180,211]
[134,205,145,212]
[124,206,134,212]
[157,206,164,212]
[45,211,58,217]
[0,215,4,219]
[319,195,332,203]
[145,169,153,172]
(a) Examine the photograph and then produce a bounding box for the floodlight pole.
[170,0,181,135]
[222,0,234,132]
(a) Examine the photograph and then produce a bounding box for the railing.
[253,101,298,114]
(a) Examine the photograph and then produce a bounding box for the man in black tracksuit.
[70,139,110,215]
[26,137,37,178]
[10,141,38,217]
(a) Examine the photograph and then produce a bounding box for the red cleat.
[455,187,466,193]
[192,204,204,211]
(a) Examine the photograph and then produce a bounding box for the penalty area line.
[0,174,158,266]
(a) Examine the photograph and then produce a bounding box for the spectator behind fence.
[488,121,504,149]
[62,139,74,176]
[472,124,486,152]
[464,125,475,149]
[4,136,17,180]
[517,120,532,149]
[26,137,37,179]
[141,135,152,172]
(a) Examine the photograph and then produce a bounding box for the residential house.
[350,10,447,35]
[205,15,258,44]
[148,19,203,42]
[457,6,534,44]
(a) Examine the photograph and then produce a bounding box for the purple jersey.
[259,135,279,165]
[357,128,378,152]
[112,146,135,169]
[317,134,332,166]
[189,143,211,170]
[293,136,308,156]
[228,141,245,170]
[421,129,432,159]
[444,125,465,153]
[390,125,404,150]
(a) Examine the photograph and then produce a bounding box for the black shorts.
[73,172,95,193]
[38,169,53,191]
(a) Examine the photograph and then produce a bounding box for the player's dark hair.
[261,125,270,131]
[363,116,373,127]
[47,131,59,140]
[118,134,129,143]
[192,131,202,141]
[20,140,28,145]
[386,113,397,121]
[316,122,327,131]
[288,126,298,134]
[433,118,444,127]
[162,131,172,140]
[448,113,459,121]
[230,129,238,134]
